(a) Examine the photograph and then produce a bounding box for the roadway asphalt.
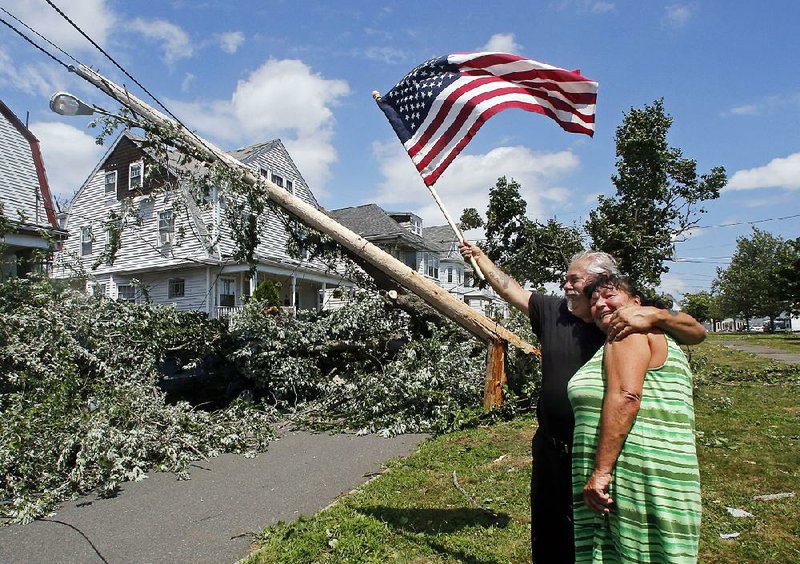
[718,342,800,365]
[0,429,428,564]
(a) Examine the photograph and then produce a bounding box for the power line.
[0,7,72,70]
[697,212,800,230]
[44,0,219,163]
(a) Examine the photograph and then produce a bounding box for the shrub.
[0,277,276,523]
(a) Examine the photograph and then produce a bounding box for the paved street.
[0,429,427,564]
[718,342,800,365]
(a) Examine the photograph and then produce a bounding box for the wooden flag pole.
[372,90,484,281]
[425,184,485,281]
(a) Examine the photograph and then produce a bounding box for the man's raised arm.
[459,241,532,316]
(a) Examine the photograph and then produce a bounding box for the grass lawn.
[244,342,800,563]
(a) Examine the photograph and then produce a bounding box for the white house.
[422,224,510,319]
[55,131,347,317]
[328,204,509,318]
[0,98,65,279]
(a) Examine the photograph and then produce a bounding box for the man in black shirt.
[460,243,706,563]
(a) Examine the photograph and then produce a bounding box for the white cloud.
[362,46,408,65]
[180,73,195,93]
[550,1,615,14]
[168,58,351,196]
[479,33,522,54]
[664,4,695,28]
[370,142,581,225]
[657,273,690,301]
[0,46,68,97]
[726,153,800,191]
[729,104,759,116]
[216,31,245,54]
[29,121,106,200]
[0,0,115,52]
[129,18,193,66]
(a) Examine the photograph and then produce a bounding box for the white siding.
[0,112,49,229]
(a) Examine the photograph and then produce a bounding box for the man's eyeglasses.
[562,275,585,286]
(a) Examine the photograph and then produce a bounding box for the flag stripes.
[376,52,598,186]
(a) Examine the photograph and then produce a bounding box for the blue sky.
[1,0,797,299]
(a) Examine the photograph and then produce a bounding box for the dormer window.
[105,171,117,194]
[411,217,422,236]
[129,162,143,190]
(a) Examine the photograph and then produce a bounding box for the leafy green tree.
[775,237,800,315]
[460,177,583,288]
[585,99,726,287]
[714,228,792,326]
[680,290,714,323]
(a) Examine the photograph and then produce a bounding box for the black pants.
[531,429,574,563]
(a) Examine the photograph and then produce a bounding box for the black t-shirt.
[528,293,606,443]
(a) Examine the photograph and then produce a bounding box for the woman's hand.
[583,470,614,514]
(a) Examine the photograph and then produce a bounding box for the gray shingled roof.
[328,203,438,250]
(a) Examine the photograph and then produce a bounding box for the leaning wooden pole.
[70,64,538,405]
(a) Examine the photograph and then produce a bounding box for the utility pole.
[68,64,539,407]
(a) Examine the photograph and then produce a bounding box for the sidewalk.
[0,429,428,564]
[718,342,800,365]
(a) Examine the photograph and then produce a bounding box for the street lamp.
[49,92,112,117]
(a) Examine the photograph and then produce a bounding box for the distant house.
[422,224,509,319]
[328,203,509,318]
[328,204,442,279]
[55,131,345,317]
[0,98,65,279]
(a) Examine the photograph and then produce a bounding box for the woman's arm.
[583,333,650,514]
[607,306,707,345]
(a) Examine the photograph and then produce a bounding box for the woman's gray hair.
[569,250,620,278]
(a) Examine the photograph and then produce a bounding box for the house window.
[129,161,143,190]
[168,278,185,298]
[104,171,117,194]
[447,267,453,283]
[425,253,439,279]
[219,278,235,307]
[80,226,93,256]
[117,284,136,302]
[285,179,294,194]
[271,173,284,188]
[411,217,422,236]
[158,210,174,245]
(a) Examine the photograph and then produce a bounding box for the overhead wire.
[43,0,223,167]
[0,6,72,70]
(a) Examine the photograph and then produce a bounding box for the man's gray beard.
[565,292,578,313]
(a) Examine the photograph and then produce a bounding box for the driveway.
[0,429,428,564]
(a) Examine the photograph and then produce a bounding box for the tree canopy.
[460,176,583,289]
[713,228,794,323]
[585,99,726,287]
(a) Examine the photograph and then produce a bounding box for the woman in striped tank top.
[568,274,701,563]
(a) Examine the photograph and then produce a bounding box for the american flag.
[376,52,599,186]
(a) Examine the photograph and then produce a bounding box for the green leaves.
[585,99,726,288]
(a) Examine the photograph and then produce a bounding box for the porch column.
[320,282,327,311]
[291,275,297,308]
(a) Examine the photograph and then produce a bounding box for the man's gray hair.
[569,250,620,279]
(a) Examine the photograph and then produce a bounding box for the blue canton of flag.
[379,56,460,144]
